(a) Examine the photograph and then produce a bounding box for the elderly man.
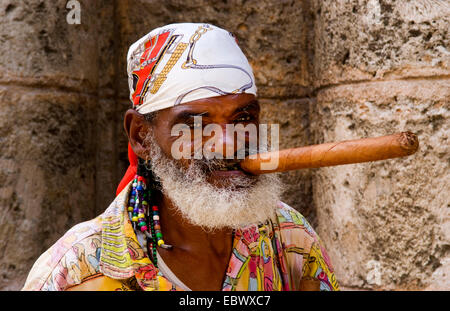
[22,23,339,291]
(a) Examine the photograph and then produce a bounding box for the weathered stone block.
[310,79,449,289]
[95,98,119,215]
[0,0,110,93]
[260,98,316,224]
[310,0,450,88]
[96,0,119,96]
[0,86,97,290]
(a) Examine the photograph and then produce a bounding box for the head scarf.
[116,23,257,195]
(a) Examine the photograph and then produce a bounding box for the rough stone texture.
[95,1,121,215]
[0,0,116,290]
[260,98,317,225]
[0,87,97,290]
[0,0,102,92]
[310,80,449,290]
[95,98,119,216]
[310,0,450,88]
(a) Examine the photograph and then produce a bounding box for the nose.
[203,124,248,160]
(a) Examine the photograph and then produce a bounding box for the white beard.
[144,133,283,231]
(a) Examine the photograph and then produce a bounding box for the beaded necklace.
[127,171,172,267]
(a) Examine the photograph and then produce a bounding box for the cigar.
[240,131,419,174]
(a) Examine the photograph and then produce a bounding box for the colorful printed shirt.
[22,183,339,291]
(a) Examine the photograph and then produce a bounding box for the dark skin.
[124,93,260,291]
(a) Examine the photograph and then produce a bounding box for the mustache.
[191,146,259,172]
[195,158,241,172]
[144,130,262,175]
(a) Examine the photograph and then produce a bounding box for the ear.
[124,109,152,159]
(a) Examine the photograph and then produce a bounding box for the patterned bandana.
[126,22,257,114]
[117,23,257,196]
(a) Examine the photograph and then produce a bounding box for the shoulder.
[274,202,339,291]
[274,201,318,240]
[273,202,319,270]
[274,201,330,256]
[22,215,103,291]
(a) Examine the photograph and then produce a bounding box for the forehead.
[158,93,258,119]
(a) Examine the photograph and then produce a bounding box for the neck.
[150,190,235,291]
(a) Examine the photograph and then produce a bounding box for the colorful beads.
[150,206,165,249]
[126,173,170,267]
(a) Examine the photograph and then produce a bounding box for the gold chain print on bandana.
[182,25,212,69]
[150,42,189,94]
[176,24,254,98]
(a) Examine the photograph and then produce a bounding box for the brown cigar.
[240,131,419,174]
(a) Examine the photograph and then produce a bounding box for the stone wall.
[0,0,116,290]
[309,0,449,290]
[0,0,448,290]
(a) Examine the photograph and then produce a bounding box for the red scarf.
[116,143,138,196]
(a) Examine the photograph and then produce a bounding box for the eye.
[234,114,254,123]
[187,120,202,129]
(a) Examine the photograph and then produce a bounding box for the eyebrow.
[171,99,260,124]
[173,111,208,123]
[233,100,260,114]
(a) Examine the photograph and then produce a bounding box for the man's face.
[148,93,260,189]
[129,93,282,230]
